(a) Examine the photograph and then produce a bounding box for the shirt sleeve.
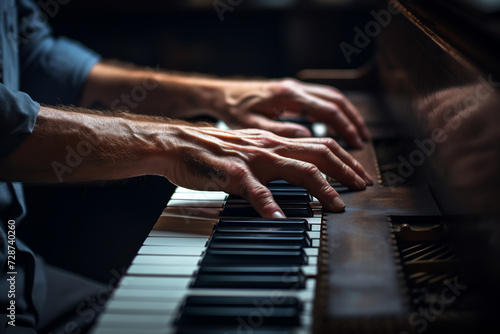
[17,0,101,106]
[0,84,39,160]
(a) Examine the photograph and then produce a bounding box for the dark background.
[19,0,377,284]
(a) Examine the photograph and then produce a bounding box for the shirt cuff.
[0,85,40,161]
[20,37,101,106]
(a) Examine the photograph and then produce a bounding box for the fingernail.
[272,211,286,219]
[332,197,345,212]
[365,173,374,185]
[355,137,363,147]
[355,175,366,189]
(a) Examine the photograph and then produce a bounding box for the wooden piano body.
[90,1,500,333]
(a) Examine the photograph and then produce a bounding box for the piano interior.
[19,0,500,333]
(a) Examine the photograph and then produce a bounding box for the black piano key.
[193,266,306,289]
[192,273,306,289]
[227,191,312,203]
[197,265,303,275]
[176,296,302,327]
[220,202,313,217]
[208,243,304,251]
[209,232,312,247]
[266,180,309,192]
[266,185,308,193]
[200,248,308,266]
[216,218,311,231]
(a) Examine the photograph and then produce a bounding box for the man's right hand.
[154,125,373,218]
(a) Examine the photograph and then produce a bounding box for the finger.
[285,137,373,184]
[236,173,287,219]
[289,90,364,148]
[302,84,371,140]
[273,143,366,190]
[242,113,312,138]
[253,157,346,213]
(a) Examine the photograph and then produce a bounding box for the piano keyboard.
[90,180,325,334]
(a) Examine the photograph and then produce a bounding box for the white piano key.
[159,210,220,224]
[148,230,209,238]
[132,255,200,266]
[312,122,327,137]
[127,264,197,277]
[216,119,230,130]
[306,217,322,225]
[174,187,224,195]
[138,245,204,256]
[162,206,221,217]
[167,199,224,208]
[304,248,319,256]
[152,228,213,236]
[95,313,172,328]
[312,239,321,247]
[91,328,169,334]
[104,299,182,314]
[118,276,315,300]
[154,216,216,230]
[119,276,191,289]
[174,288,317,302]
[303,265,318,277]
[311,225,321,231]
[307,231,321,239]
[112,287,188,301]
[171,192,228,201]
[143,237,208,247]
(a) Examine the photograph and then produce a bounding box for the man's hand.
[156,125,373,218]
[213,78,371,147]
[80,63,370,147]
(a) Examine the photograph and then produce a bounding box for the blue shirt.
[1,0,100,330]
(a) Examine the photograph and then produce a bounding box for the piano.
[89,0,500,333]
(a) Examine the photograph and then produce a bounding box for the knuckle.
[316,144,332,159]
[228,162,248,180]
[258,134,279,148]
[344,124,358,137]
[352,159,359,169]
[319,182,337,197]
[356,116,366,127]
[248,185,273,203]
[276,78,299,97]
[329,106,341,117]
[301,162,320,176]
[323,138,341,153]
[261,200,279,213]
[340,163,352,178]
[282,77,299,87]
[246,146,271,163]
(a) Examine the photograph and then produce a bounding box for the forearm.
[79,62,228,119]
[0,106,170,183]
